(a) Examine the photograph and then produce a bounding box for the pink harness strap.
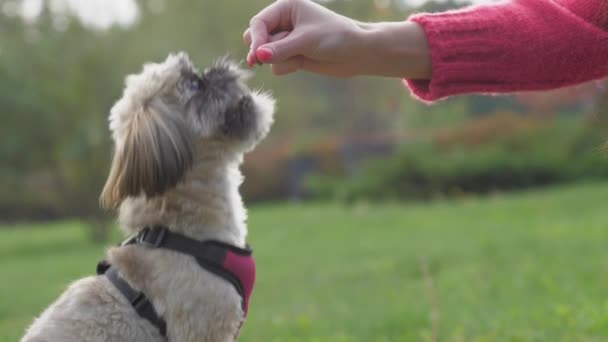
[223,250,256,314]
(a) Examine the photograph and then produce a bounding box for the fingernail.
[247,53,255,67]
[256,48,273,62]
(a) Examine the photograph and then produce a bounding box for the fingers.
[243,23,290,58]
[243,28,251,47]
[247,20,268,66]
[246,0,294,66]
[246,31,291,66]
[269,31,290,42]
[247,3,281,65]
[249,31,298,65]
[244,29,256,65]
[257,31,306,64]
[248,19,269,61]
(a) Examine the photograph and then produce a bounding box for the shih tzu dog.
[22,52,275,342]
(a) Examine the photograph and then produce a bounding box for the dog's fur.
[21,53,275,342]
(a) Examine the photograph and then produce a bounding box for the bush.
[306,116,608,202]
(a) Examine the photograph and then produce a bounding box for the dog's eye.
[188,78,202,92]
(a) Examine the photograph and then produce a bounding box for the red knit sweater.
[405,0,608,102]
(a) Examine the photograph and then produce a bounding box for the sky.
[14,0,494,30]
[17,0,139,30]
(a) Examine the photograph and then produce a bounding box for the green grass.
[2,183,608,341]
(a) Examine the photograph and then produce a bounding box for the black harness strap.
[97,226,252,339]
[133,226,250,303]
[104,266,167,336]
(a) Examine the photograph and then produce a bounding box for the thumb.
[256,32,305,64]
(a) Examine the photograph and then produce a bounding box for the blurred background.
[2,0,608,341]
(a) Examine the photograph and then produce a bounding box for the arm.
[244,0,432,78]
[406,0,608,102]
[244,0,608,101]
[355,21,432,79]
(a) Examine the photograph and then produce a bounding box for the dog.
[21,52,275,342]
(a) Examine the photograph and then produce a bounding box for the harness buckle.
[131,292,148,309]
[120,234,138,246]
[137,226,167,248]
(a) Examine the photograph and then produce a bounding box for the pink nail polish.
[256,48,273,62]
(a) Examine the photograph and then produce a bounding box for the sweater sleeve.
[405,0,608,102]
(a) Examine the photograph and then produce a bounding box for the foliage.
[0,0,419,221]
[0,0,601,220]
[307,115,608,201]
[3,183,608,340]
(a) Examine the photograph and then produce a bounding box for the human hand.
[244,0,431,79]
[245,0,368,77]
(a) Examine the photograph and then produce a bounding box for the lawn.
[2,182,608,341]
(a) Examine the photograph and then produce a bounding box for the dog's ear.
[100,102,194,210]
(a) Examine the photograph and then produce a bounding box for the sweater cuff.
[404,3,519,102]
[404,0,608,102]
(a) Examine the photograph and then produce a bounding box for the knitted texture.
[405,0,608,102]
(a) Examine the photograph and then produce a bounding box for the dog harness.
[96,226,256,339]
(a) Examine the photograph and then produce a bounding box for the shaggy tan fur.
[21,53,275,342]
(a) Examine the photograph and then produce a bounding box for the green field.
[2,183,608,341]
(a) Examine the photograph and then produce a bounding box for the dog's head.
[100,52,275,209]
